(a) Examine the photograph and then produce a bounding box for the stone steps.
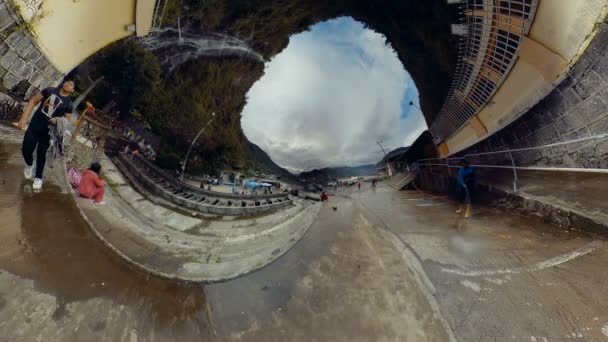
[387,169,418,190]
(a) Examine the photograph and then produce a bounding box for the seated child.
[78,162,106,205]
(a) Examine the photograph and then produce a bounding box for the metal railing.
[150,0,169,32]
[416,133,608,193]
[430,0,539,144]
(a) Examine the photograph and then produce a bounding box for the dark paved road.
[1,126,607,341]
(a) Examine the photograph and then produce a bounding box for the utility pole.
[377,140,388,158]
[377,140,392,178]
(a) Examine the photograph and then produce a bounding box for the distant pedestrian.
[78,162,106,205]
[456,159,476,218]
[17,80,75,190]
[358,182,361,191]
[321,191,329,202]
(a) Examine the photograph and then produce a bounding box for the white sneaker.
[24,165,33,180]
[32,178,43,190]
[92,200,106,206]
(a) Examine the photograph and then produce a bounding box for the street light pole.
[377,140,392,178]
[377,140,388,158]
[180,112,216,182]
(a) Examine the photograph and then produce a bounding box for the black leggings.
[22,129,50,179]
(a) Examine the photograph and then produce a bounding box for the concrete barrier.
[115,153,292,216]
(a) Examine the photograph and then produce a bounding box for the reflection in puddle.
[0,142,210,339]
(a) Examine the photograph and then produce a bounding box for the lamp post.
[180,112,216,182]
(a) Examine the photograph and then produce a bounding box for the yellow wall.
[136,0,157,37]
[529,0,608,61]
[443,0,608,156]
[16,0,139,73]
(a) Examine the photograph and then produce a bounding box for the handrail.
[415,133,608,192]
[430,0,539,143]
[418,133,608,162]
[420,163,608,174]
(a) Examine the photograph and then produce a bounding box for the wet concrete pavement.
[1,128,608,340]
[0,141,211,341]
[206,184,608,341]
[357,186,608,341]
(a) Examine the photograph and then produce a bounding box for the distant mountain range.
[250,142,411,185]
[248,141,297,181]
[298,164,376,184]
[377,146,410,166]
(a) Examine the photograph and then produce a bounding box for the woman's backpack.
[68,167,82,189]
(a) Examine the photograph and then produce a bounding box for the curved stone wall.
[0,0,61,98]
[116,152,293,216]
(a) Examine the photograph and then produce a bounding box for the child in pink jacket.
[78,162,106,205]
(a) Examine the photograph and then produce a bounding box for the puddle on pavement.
[0,142,209,333]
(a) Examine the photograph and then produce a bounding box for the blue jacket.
[457,166,475,187]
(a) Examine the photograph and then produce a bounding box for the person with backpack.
[456,158,476,218]
[16,80,75,190]
[78,162,106,205]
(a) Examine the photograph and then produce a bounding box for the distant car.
[327,182,337,188]
[306,183,323,192]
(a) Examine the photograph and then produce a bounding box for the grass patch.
[101,172,120,192]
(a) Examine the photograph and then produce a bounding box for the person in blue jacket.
[456,158,476,218]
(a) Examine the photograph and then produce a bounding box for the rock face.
[184,0,459,124]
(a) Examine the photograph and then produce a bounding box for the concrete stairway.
[388,168,419,190]
[113,152,292,216]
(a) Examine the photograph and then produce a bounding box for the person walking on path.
[358,181,361,191]
[16,80,75,190]
[78,162,106,205]
[456,159,476,218]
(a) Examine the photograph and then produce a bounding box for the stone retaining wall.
[0,0,62,99]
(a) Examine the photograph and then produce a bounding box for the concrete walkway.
[2,123,608,341]
[206,185,608,341]
[0,123,321,282]
[477,168,608,228]
[75,154,321,282]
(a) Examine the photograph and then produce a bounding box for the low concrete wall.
[134,153,288,201]
[0,0,61,98]
[416,169,608,237]
[117,153,292,216]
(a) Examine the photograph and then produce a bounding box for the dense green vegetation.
[74,0,458,177]
[74,41,271,176]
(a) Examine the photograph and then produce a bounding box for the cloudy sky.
[241,17,427,173]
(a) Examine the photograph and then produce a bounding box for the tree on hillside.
[97,41,162,114]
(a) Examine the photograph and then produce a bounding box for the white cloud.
[241,17,427,171]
